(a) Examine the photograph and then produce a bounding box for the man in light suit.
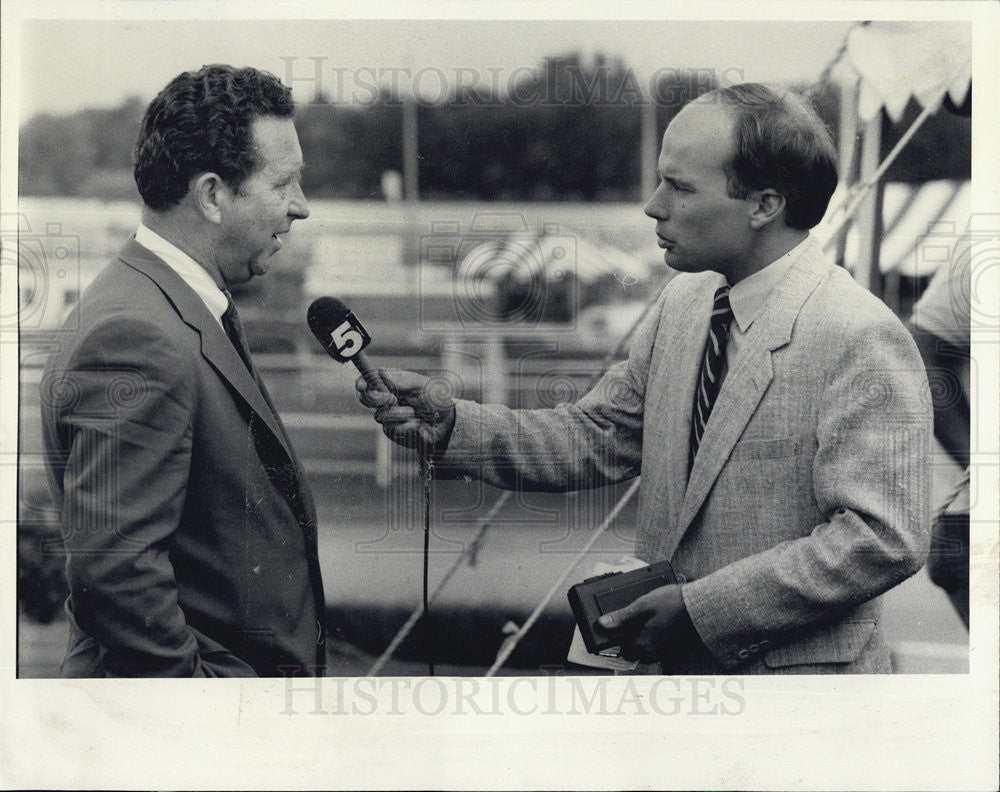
[41,65,325,677]
[357,83,931,674]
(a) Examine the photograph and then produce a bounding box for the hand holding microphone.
[307,297,456,453]
[355,368,456,452]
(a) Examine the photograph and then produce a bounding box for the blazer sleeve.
[437,289,666,491]
[681,316,933,668]
[51,315,257,677]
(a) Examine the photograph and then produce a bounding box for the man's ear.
[748,189,786,230]
[190,172,227,225]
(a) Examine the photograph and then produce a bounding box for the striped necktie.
[222,293,285,441]
[689,285,734,470]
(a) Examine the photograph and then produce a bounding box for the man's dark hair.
[698,83,838,230]
[133,64,295,210]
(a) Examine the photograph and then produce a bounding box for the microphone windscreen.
[307,296,350,340]
[307,296,374,364]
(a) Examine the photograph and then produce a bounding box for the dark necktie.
[221,292,283,424]
[222,292,255,375]
[689,285,734,470]
[221,292,310,519]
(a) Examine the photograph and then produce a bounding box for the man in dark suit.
[41,64,325,677]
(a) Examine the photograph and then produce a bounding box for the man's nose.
[643,187,667,221]
[290,182,310,220]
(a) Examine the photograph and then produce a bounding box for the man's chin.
[663,252,691,271]
[664,253,712,275]
[250,250,279,278]
[222,266,260,289]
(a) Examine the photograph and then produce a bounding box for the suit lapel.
[118,239,296,464]
[668,242,831,552]
[676,340,775,533]
[658,276,721,534]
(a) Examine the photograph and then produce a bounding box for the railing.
[18,322,618,490]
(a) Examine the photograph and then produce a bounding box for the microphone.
[307,296,393,393]
[309,297,436,676]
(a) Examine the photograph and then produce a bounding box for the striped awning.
[843,22,971,123]
[817,179,971,278]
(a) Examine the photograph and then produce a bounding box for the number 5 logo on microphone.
[330,320,361,357]
[327,313,371,362]
[306,297,374,364]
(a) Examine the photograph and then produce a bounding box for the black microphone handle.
[352,350,394,394]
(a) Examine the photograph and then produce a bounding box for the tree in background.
[19,96,144,200]
[18,57,969,201]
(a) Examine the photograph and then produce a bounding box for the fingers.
[376,368,399,395]
[594,605,646,662]
[356,372,406,409]
[599,586,689,663]
[355,369,430,406]
[358,386,397,410]
[620,639,654,663]
[354,368,454,452]
[357,368,397,397]
[379,416,441,450]
[373,369,425,395]
[596,599,653,662]
[597,600,645,632]
[384,407,419,424]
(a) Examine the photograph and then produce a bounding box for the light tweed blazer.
[441,237,931,674]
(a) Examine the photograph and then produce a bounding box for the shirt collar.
[134,223,229,326]
[728,235,812,334]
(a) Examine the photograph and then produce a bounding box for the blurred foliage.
[416,54,646,201]
[295,94,404,199]
[20,96,145,200]
[19,55,969,201]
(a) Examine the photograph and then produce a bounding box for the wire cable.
[422,456,434,676]
[363,289,661,677]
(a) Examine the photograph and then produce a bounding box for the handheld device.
[567,559,678,654]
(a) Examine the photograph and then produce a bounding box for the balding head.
[692,83,838,230]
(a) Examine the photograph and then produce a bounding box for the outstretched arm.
[356,290,667,492]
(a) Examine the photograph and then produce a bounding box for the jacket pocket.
[238,627,275,652]
[729,435,810,461]
[764,620,877,668]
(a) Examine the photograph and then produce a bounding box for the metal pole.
[853,109,884,294]
[402,93,419,203]
[402,93,420,269]
[640,93,659,201]
[835,77,861,269]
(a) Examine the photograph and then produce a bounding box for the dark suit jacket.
[41,239,326,677]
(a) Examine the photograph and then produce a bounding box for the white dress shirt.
[134,223,228,328]
[719,235,812,383]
